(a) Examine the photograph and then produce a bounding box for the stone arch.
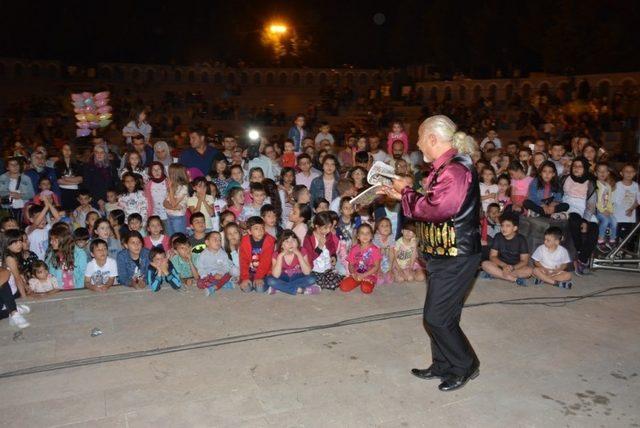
[346,73,354,86]
[30,63,41,77]
[266,72,274,85]
[240,72,248,85]
[253,72,261,85]
[577,80,590,99]
[279,72,287,85]
[214,72,222,84]
[444,86,452,101]
[430,87,438,101]
[597,79,611,98]
[47,64,58,78]
[114,66,124,81]
[227,72,236,84]
[188,70,195,82]
[159,69,168,81]
[292,72,300,85]
[14,62,24,77]
[99,67,112,79]
[538,81,551,95]
[305,73,314,85]
[505,83,514,100]
[359,73,367,86]
[201,71,209,83]
[621,79,636,95]
[488,84,497,99]
[459,85,466,101]
[473,84,482,100]
[174,69,182,82]
[521,83,531,99]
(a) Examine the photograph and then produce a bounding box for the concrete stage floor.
[1,271,639,428]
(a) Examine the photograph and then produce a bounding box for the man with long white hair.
[383,115,481,391]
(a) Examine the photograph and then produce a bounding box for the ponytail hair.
[452,132,478,156]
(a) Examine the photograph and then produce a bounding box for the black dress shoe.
[411,367,444,380]
[438,367,479,392]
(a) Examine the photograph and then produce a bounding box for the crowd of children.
[0,116,638,330]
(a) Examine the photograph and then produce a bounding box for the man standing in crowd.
[384,115,482,392]
[25,150,60,199]
[222,135,237,163]
[179,128,226,176]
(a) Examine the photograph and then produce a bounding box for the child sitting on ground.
[303,211,342,290]
[188,212,208,262]
[84,239,118,292]
[147,247,184,292]
[288,202,312,244]
[481,203,502,260]
[261,204,282,238]
[170,234,199,287]
[196,231,235,295]
[507,161,533,214]
[239,216,275,293]
[340,224,382,294]
[27,260,60,295]
[238,182,268,225]
[265,230,319,295]
[531,227,573,289]
[117,231,150,289]
[144,215,171,251]
[393,222,425,282]
[480,213,533,286]
[373,217,395,285]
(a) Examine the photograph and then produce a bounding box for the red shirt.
[239,234,275,281]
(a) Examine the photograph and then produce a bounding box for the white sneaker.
[9,312,30,329]
[16,304,31,315]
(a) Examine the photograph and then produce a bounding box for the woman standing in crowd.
[561,157,598,275]
[83,144,117,207]
[309,155,339,205]
[54,143,83,212]
[0,157,34,224]
[122,109,152,143]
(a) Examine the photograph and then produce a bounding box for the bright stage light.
[248,129,260,141]
[268,24,287,34]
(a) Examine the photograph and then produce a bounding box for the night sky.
[1,0,638,76]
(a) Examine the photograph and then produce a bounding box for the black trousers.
[0,282,17,320]
[567,213,598,264]
[523,199,570,216]
[423,253,481,377]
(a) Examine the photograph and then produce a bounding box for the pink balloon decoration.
[94,91,110,100]
[77,128,91,137]
[97,105,112,114]
[81,92,93,99]
[77,121,91,129]
[95,99,109,108]
[71,93,83,102]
